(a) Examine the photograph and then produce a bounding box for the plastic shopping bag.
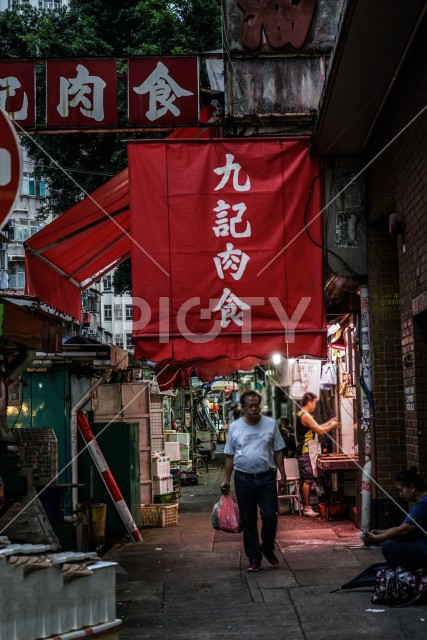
[212,494,241,533]
[307,438,319,478]
[212,497,221,530]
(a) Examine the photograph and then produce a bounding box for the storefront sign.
[0,61,36,128]
[128,57,199,125]
[46,59,117,127]
[0,57,201,128]
[237,0,317,50]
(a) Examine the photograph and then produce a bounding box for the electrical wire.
[21,161,117,177]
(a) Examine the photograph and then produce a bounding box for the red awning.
[25,107,218,319]
[155,356,268,390]
[25,168,130,318]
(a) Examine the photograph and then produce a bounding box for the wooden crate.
[140,503,178,528]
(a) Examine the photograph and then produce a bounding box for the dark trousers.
[234,469,278,563]
[382,538,427,571]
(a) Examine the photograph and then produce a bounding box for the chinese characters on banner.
[0,57,199,128]
[128,139,327,364]
[237,0,317,50]
[0,61,36,128]
[128,57,199,125]
[46,59,117,127]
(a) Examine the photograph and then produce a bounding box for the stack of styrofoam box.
[152,454,171,477]
[0,542,121,639]
[152,453,173,497]
[0,543,54,640]
[153,475,174,495]
[166,432,191,464]
[167,432,190,447]
[164,441,181,463]
[50,552,117,631]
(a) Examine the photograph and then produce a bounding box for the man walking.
[221,390,286,572]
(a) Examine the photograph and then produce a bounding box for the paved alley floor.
[106,461,427,639]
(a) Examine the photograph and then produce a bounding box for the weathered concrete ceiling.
[313,0,427,155]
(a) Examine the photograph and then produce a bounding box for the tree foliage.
[0,1,222,292]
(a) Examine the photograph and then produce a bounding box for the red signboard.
[46,59,117,127]
[238,0,317,50]
[128,138,326,364]
[128,57,199,126]
[0,61,36,128]
[0,107,22,227]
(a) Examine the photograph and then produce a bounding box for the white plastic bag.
[320,362,337,389]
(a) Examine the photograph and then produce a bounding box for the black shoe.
[262,551,280,567]
[247,560,262,572]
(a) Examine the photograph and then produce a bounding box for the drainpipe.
[70,368,111,510]
[359,285,373,533]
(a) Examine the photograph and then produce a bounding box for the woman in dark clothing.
[365,467,427,571]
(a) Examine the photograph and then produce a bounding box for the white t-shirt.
[224,415,285,474]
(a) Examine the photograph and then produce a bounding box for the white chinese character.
[0,76,28,120]
[214,154,250,192]
[213,288,250,328]
[212,200,251,238]
[213,242,250,281]
[133,61,193,122]
[57,64,106,121]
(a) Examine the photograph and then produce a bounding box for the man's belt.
[235,468,275,478]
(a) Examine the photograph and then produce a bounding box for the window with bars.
[103,275,112,292]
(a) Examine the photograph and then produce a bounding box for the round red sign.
[0,107,22,228]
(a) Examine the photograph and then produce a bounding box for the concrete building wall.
[222,0,345,124]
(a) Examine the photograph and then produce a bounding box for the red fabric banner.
[128,138,326,365]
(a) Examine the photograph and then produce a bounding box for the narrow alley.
[106,453,427,640]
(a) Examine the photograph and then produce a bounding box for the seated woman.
[365,467,427,571]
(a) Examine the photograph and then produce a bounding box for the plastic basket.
[140,504,178,528]
[153,492,175,504]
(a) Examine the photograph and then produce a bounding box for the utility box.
[78,421,141,539]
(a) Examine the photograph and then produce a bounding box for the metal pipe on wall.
[359,284,374,533]
[70,369,111,510]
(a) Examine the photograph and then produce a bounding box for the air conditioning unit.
[9,255,23,261]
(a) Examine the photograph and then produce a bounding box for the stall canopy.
[24,107,218,320]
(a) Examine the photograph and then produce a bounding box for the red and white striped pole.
[77,411,142,543]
